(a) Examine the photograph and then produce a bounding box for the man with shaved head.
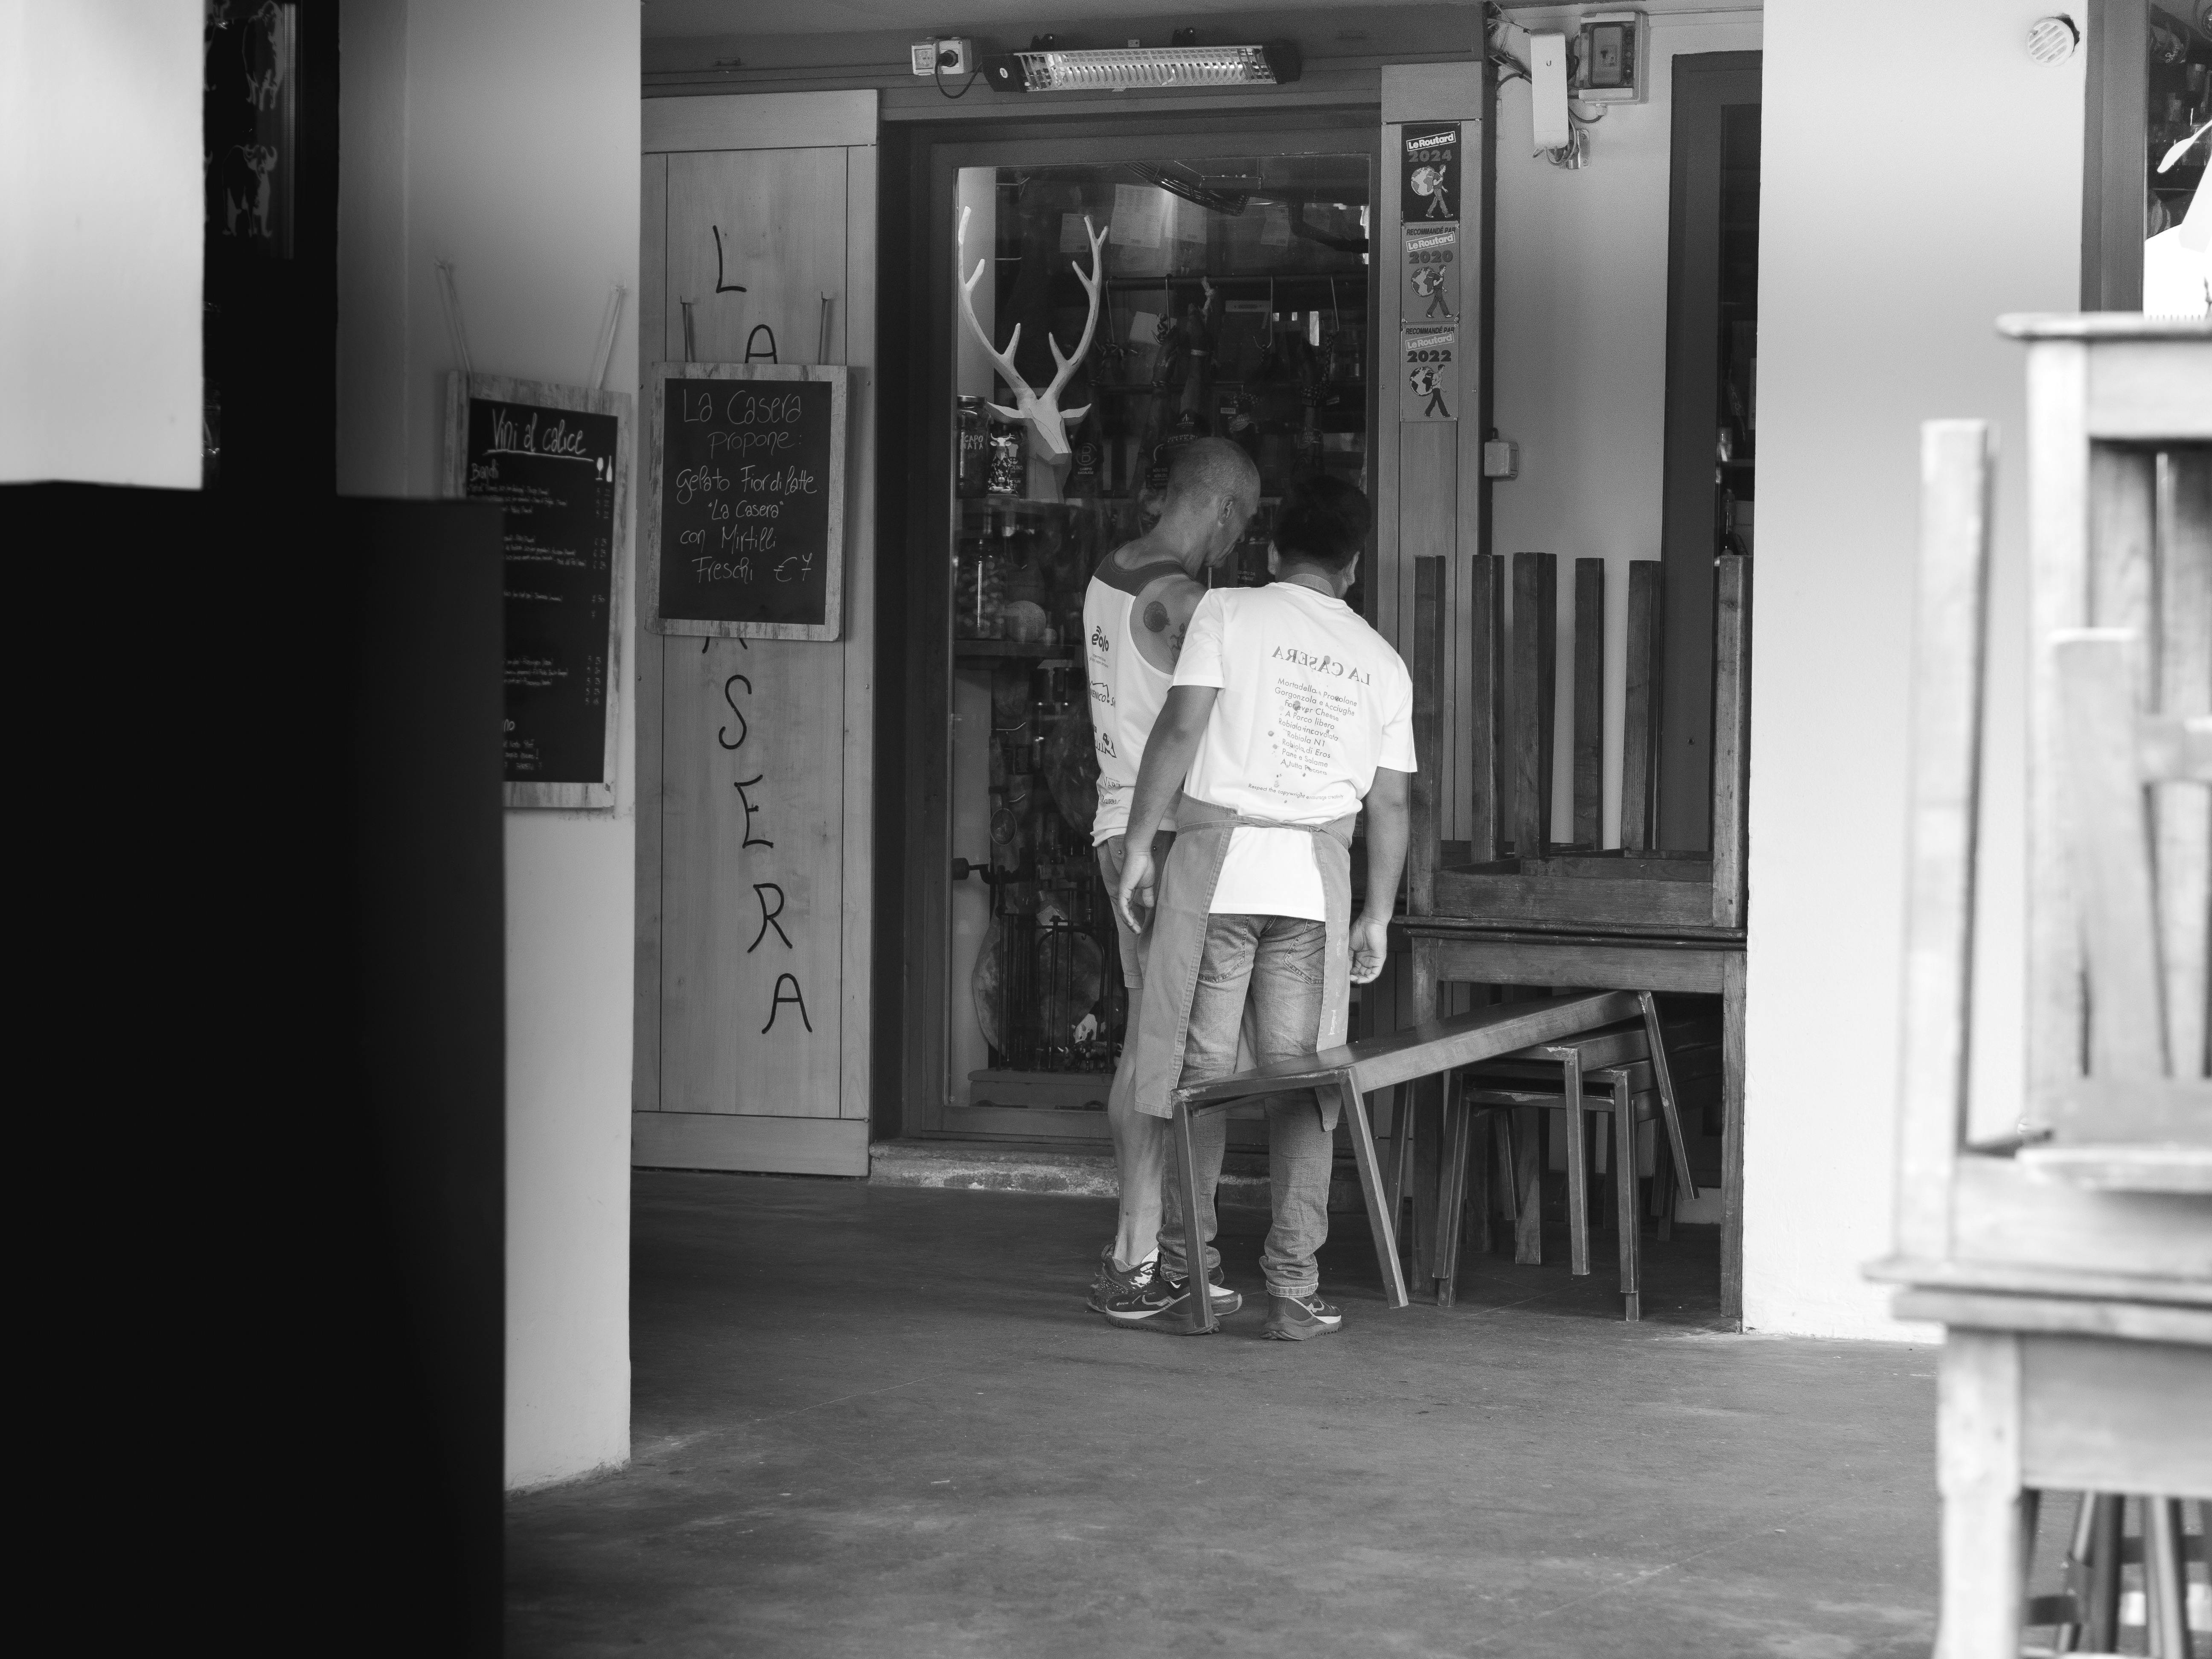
[1084,437,1261,1329]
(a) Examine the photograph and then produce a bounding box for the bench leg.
[1511,1105,1543,1265]
[1639,990,1698,1201]
[1173,1103,1216,1335]
[1339,1074,1409,1311]
[1613,1077,1640,1321]
[1563,1051,1590,1277]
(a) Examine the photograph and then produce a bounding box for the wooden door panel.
[657,144,852,1123]
[665,149,847,369]
[661,635,845,1117]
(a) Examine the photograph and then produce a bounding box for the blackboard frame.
[441,372,633,811]
[643,362,847,642]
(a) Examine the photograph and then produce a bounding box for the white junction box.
[1483,439,1520,480]
[911,37,973,76]
[1527,32,1571,150]
[1575,10,1649,105]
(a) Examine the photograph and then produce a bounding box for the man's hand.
[1349,914,1391,984]
[1116,847,1156,937]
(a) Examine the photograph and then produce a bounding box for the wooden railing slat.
[1573,557,1606,848]
[1511,551,1557,859]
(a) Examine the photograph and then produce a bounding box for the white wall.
[1490,6,1764,851]
[1746,0,2080,1337]
[0,0,201,487]
[338,0,641,1488]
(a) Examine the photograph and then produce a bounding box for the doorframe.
[1656,52,1760,857]
[2080,0,2148,311]
[887,112,1386,1142]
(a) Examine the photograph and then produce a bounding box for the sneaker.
[1161,1268,1242,1319]
[1262,1292,1343,1341]
[1087,1251,1152,1313]
[1093,1263,1200,1329]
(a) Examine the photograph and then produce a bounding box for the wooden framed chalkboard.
[442,373,632,809]
[644,362,846,641]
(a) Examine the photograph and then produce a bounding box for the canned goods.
[956,396,990,497]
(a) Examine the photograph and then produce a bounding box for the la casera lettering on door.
[647,364,848,640]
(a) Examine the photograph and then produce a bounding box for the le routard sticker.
[1400,123,1461,224]
[1403,224,1458,322]
[1400,326,1459,422]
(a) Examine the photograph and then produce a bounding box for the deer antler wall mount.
[957,204,1108,462]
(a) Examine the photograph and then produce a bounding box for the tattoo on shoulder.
[1143,600,1170,634]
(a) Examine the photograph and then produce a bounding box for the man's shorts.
[1094,830,1176,991]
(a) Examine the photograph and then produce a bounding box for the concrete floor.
[507,1170,1943,1658]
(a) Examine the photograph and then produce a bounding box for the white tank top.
[1083,555,1187,845]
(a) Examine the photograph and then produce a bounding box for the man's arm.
[1350,765,1411,984]
[1113,684,1219,934]
[1132,573,1207,673]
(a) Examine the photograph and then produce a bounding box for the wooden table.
[1396,917,1747,1323]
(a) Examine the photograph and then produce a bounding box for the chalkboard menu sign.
[644,363,847,641]
[443,373,632,809]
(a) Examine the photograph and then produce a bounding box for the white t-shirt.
[1171,582,1417,918]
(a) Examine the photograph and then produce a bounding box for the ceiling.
[643,0,1384,38]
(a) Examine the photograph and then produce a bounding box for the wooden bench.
[1400,551,1752,1318]
[1166,990,1646,1335]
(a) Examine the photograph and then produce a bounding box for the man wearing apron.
[1083,439,1262,1327]
[1114,476,1415,1340]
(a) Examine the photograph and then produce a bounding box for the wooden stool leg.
[1411,1074,1444,1283]
[1490,1112,1517,1253]
[2084,1492,2123,1653]
[2054,1490,2098,1653]
[1384,1084,1412,1252]
[1467,1104,1493,1262]
[1434,1074,1469,1307]
[1563,1051,1591,1276]
[1339,1073,1410,1311]
[1653,1123,1674,1242]
[1511,1104,1543,1264]
[1173,1102,1216,1335]
[1613,1076,1640,1320]
[1638,990,1699,1200]
[2144,1496,2189,1659]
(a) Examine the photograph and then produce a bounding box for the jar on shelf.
[986,416,1026,496]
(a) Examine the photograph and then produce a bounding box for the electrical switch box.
[1574,11,1648,105]
[1483,439,1520,480]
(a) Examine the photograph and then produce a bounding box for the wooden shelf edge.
[1866,1253,2212,1309]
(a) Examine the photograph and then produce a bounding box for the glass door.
[922,133,1376,1139]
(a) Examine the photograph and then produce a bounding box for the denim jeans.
[1096,832,1175,1271]
[1157,914,1334,1300]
